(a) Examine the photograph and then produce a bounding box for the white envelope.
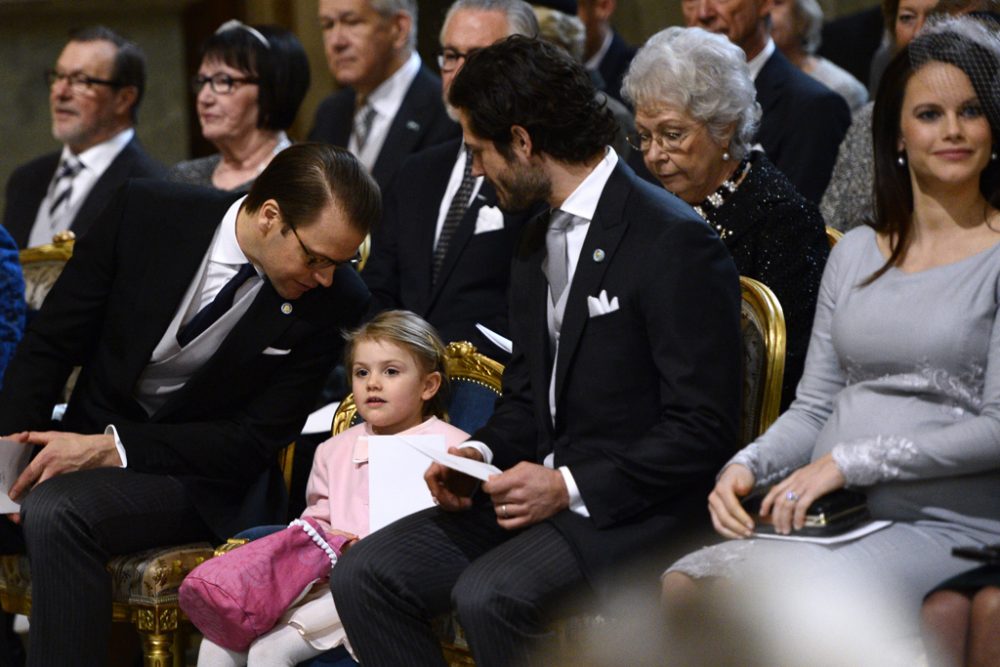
[587,289,620,317]
[474,206,504,235]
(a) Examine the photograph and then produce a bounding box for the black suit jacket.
[0,180,369,537]
[308,64,460,191]
[755,50,851,203]
[472,161,742,580]
[595,30,636,106]
[2,137,166,248]
[819,7,884,89]
[362,139,535,360]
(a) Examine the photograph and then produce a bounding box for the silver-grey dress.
[669,225,1000,636]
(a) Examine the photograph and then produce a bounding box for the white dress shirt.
[349,52,422,172]
[584,29,614,71]
[28,128,135,248]
[433,144,485,246]
[747,37,776,81]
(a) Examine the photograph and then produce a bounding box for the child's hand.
[424,447,483,511]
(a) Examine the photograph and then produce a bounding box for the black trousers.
[330,503,587,667]
[0,468,214,667]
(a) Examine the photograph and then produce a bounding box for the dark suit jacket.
[472,161,742,580]
[2,137,166,248]
[362,139,534,360]
[755,50,851,203]
[0,180,369,538]
[819,7,884,89]
[595,30,636,106]
[308,64,460,191]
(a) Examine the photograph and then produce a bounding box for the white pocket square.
[262,346,292,356]
[587,290,620,318]
[474,206,504,235]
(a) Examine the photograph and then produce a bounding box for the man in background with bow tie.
[361,0,540,361]
[309,0,459,191]
[2,26,165,249]
[332,36,742,666]
[0,143,375,666]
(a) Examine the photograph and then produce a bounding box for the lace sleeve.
[831,436,919,486]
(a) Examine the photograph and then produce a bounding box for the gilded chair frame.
[826,226,844,248]
[739,276,786,441]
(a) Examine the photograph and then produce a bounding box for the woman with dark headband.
[662,17,1000,660]
[169,21,309,192]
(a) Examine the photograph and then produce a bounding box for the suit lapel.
[520,216,553,427]
[71,140,138,236]
[754,52,787,118]
[427,183,495,307]
[553,165,631,408]
[12,155,60,247]
[371,67,436,187]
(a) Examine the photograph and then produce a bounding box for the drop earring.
[722,151,731,161]
[897,153,906,167]
[992,149,998,161]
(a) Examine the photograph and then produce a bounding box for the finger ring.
[785,491,800,502]
[500,503,508,519]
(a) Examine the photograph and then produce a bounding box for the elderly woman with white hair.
[622,26,829,410]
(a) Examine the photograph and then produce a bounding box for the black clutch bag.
[741,488,871,536]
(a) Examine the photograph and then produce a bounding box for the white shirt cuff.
[104,425,128,468]
[559,466,590,518]
[459,441,493,465]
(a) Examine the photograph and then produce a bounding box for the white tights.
[196,623,324,667]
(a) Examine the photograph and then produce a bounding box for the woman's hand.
[760,453,846,534]
[708,464,757,539]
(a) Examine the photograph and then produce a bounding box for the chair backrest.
[739,276,786,446]
[19,233,74,314]
[826,226,843,249]
[332,341,504,436]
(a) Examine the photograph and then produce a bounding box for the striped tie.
[353,104,377,152]
[431,147,475,284]
[49,156,83,216]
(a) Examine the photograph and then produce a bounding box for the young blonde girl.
[197,310,470,666]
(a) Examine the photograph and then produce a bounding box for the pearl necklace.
[692,157,751,240]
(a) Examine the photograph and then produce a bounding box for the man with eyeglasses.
[361,0,539,362]
[2,26,165,249]
[308,0,459,190]
[0,143,376,666]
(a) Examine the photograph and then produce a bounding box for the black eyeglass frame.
[436,48,478,73]
[191,73,261,95]
[286,223,360,270]
[45,69,123,92]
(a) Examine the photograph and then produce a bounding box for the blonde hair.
[344,310,450,419]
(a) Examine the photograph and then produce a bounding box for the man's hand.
[482,462,569,530]
[424,446,483,511]
[9,431,121,504]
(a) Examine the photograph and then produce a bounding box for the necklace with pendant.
[692,157,751,239]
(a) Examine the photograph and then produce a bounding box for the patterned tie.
[431,147,475,284]
[48,156,83,216]
[543,209,581,303]
[353,104,377,152]
[177,263,257,347]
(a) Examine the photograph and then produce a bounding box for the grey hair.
[441,0,540,41]
[371,0,418,50]
[533,7,586,61]
[622,26,761,160]
[792,0,824,55]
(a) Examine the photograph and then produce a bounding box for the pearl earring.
[897,153,906,167]
[992,150,998,161]
[722,151,731,161]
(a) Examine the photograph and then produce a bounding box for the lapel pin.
[406,120,420,132]
[281,302,293,315]
[593,249,606,263]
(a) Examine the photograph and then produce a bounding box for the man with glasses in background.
[0,143,376,666]
[309,0,459,190]
[2,26,165,249]
[361,0,540,361]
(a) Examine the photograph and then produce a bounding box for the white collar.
[61,127,134,173]
[557,147,619,222]
[211,195,256,269]
[747,37,776,80]
[365,52,421,116]
[585,29,614,70]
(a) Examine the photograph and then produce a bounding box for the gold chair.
[739,276,787,444]
[18,231,75,313]
[826,226,844,248]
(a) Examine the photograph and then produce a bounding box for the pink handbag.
[179,517,349,652]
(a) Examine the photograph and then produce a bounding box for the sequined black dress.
[704,151,829,409]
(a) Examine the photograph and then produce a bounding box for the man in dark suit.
[362,0,540,360]
[309,0,459,190]
[682,0,851,202]
[2,26,165,249]
[0,144,377,666]
[578,0,636,105]
[331,37,741,666]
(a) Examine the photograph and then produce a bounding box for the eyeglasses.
[45,69,122,95]
[626,125,700,154]
[287,223,360,270]
[436,48,476,73]
[191,73,260,95]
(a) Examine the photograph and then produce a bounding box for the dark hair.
[69,25,146,123]
[344,310,451,420]
[448,35,618,162]
[869,30,1000,283]
[200,24,310,131]
[244,143,380,237]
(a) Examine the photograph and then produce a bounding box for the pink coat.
[300,416,470,539]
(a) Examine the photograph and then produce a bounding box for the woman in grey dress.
[169,21,308,192]
[664,17,1000,654]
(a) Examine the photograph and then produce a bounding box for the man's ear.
[258,199,283,235]
[113,86,138,119]
[510,125,533,158]
[389,10,413,52]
